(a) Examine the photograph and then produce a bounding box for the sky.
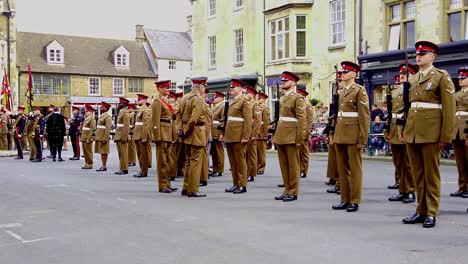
[15,0,192,40]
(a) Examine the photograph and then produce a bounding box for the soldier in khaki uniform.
[173,92,186,178]
[133,94,152,178]
[114,98,130,175]
[401,41,456,228]
[94,102,112,172]
[152,80,177,193]
[256,92,270,175]
[326,71,344,193]
[127,103,137,167]
[81,105,96,169]
[179,77,208,197]
[25,112,37,161]
[220,79,253,194]
[0,108,8,150]
[450,68,468,199]
[245,86,261,182]
[273,71,307,202]
[210,91,225,177]
[199,89,212,186]
[146,101,153,169]
[296,87,314,179]
[387,64,418,203]
[331,61,370,212]
[30,107,45,162]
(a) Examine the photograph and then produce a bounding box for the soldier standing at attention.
[296,87,314,179]
[387,64,418,203]
[245,86,260,182]
[401,41,456,228]
[0,108,8,150]
[331,61,370,212]
[167,91,178,181]
[152,80,177,193]
[133,94,152,178]
[173,92,186,178]
[26,111,36,161]
[114,98,130,175]
[94,102,112,171]
[449,68,468,199]
[220,79,252,194]
[31,107,45,162]
[69,106,82,161]
[81,105,96,169]
[199,88,212,186]
[179,77,208,197]
[146,101,153,169]
[210,91,225,177]
[256,92,270,175]
[273,71,307,202]
[127,103,137,167]
[13,106,27,159]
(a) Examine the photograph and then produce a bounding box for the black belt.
[160,119,171,123]
[183,121,205,126]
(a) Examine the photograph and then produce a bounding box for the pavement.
[0,145,467,264]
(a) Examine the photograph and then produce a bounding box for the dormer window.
[114,46,129,67]
[46,40,64,64]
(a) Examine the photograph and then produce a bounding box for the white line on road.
[46,184,70,188]
[0,223,22,229]
[117,197,136,204]
[5,231,51,244]
[79,188,95,194]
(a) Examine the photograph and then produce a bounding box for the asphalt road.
[0,146,467,264]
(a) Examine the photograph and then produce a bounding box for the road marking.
[174,219,185,222]
[79,188,95,194]
[0,223,22,229]
[117,197,136,204]
[5,231,51,244]
[46,184,70,188]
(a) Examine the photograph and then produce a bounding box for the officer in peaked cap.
[81,104,96,169]
[114,97,131,175]
[296,87,314,179]
[133,94,152,178]
[256,92,270,175]
[244,86,261,183]
[95,102,112,171]
[210,91,226,177]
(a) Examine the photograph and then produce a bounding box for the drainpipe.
[358,0,363,56]
[263,0,266,93]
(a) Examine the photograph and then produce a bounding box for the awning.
[178,73,260,92]
[67,96,136,106]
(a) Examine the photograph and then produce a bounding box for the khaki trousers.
[201,145,209,182]
[327,144,340,188]
[136,140,150,175]
[256,139,267,173]
[156,141,171,190]
[453,139,468,191]
[82,141,93,168]
[168,142,178,176]
[0,133,7,150]
[128,139,137,164]
[211,139,225,173]
[276,144,300,195]
[335,144,362,204]
[226,142,247,187]
[183,144,204,193]
[406,142,441,216]
[391,144,415,194]
[146,142,152,167]
[116,141,129,171]
[298,138,309,174]
[246,139,257,177]
[28,136,36,160]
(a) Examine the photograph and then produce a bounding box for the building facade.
[0,0,17,108]
[16,32,157,117]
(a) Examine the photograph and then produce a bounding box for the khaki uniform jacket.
[128,111,135,140]
[171,102,179,142]
[95,112,112,141]
[387,87,405,145]
[0,114,8,134]
[272,91,307,145]
[403,67,456,144]
[25,117,34,137]
[152,97,174,143]
[250,102,262,139]
[133,106,151,141]
[258,105,271,140]
[453,89,468,140]
[305,101,314,138]
[80,115,96,142]
[204,102,212,144]
[181,94,206,147]
[114,108,130,142]
[32,114,44,137]
[211,102,224,139]
[334,83,371,144]
[224,95,253,143]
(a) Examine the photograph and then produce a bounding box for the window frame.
[233,28,244,65]
[386,0,416,51]
[208,36,217,69]
[446,0,468,42]
[112,78,125,96]
[32,74,69,95]
[128,78,144,93]
[233,0,244,11]
[208,0,216,18]
[329,0,346,46]
[269,16,290,62]
[88,77,101,96]
[296,15,307,57]
[169,60,177,70]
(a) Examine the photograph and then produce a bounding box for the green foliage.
[309,98,321,106]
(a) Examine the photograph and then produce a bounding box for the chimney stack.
[135,24,145,43]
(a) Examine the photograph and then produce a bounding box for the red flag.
[2,67,11,111]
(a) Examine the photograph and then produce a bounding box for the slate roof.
[17,32,157,78]
[144,29,192,61]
